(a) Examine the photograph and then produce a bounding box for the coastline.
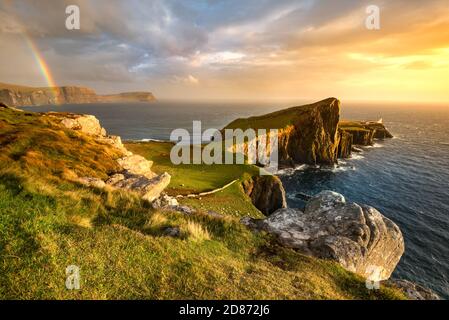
[0,102,442,300]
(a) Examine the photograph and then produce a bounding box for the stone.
[207,210,223,219]
[152,194,179,209]
[162,227,181,238]
[98,135,130,155]
[257,191,404,281]
[106,174,126,185]
[240,216,264,230]
[78,177,106,189]
[107,172,171,203]
[117,154,155,179]
[172,206,196,215]
[386,279,440,300]
[60,115,105,136]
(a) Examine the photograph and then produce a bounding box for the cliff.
[242,175,287,215]
[225,98,342,166]
[224,98,393,166]
[99,92,156,103]
[339,120,393,148]
[0,82,156,107]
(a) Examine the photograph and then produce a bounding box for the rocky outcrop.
[0,82,156,107]
[243,191,404,281]
[54,112,170,202]
[98,92,156,103]
[345,128,375,146]
[59,114,106,136]
[367,123,394,139]
[224,98,342,166]
[224,98,393,166]
[337,129,352,158]
[242,175,287,215]
[107,172,171,203]
[339,121,393,151]
[386,279,441,300]
[116,155,155,179]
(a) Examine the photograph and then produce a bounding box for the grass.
[125,141,260,195]
[0,107,406,300]
[224,98,338,131]
[339,120,372,132]
[125,141,263,218]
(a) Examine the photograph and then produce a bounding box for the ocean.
[23,101,449,298]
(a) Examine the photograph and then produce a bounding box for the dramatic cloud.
[0,0,448,102]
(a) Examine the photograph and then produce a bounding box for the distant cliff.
[224,98,393,167]
[0,82,156,107]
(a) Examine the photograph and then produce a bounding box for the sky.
[0,0,448,103]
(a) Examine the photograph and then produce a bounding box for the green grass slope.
[0,107,405,299]
[224,98,338,131]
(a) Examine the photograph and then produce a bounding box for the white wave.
[350,153,365,160]
[140,138,166,142]
[277,164,308,176]
[363,143,383,149]
[320,164,356,172]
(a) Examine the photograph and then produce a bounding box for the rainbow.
[23,35,60,104]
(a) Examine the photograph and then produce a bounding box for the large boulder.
[386,279,440,300]
[258,191,404,281]
[59,114,106,136]
[107,172,171,203]
[117,154,155,179]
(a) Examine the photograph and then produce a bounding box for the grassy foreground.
[0,107,405,299]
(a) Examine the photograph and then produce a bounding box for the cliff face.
[99,92,156,103]
[242,175,287,215]
[337,129,353,158]
[224,98,393,166]
[338,120,393,155]
[0,82,156,107]
[225,98,342,166]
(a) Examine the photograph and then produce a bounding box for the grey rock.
[117,154,156,179]
[162,227,181,238]
[171,206,196,215]
[107,172,171,203]
[78,177,106,189]
[60,115,106,137]
[207,210,224,219]
[387,279,441,300]
[151,194,179,209]
[258,191,405,281]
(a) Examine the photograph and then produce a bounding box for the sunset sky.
[0,0,448,102]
